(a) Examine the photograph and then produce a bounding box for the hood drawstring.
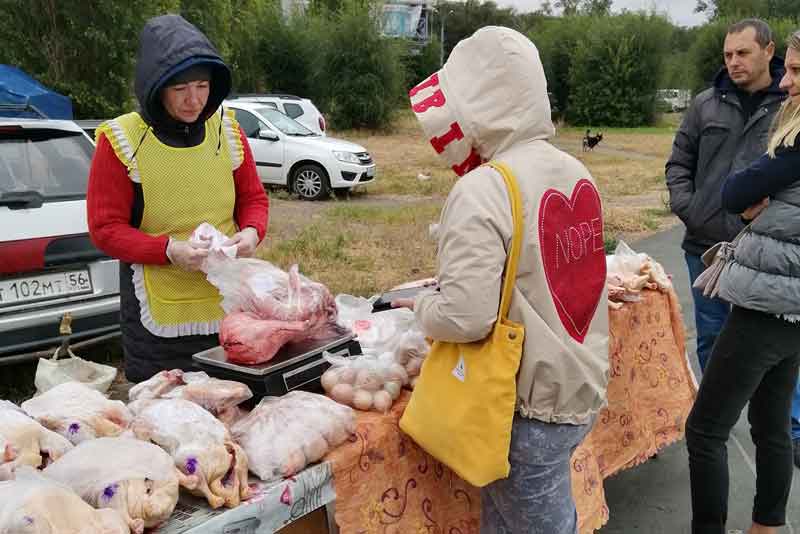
[216,106,223,156]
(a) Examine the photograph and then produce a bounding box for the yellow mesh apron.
[98,110,244,337]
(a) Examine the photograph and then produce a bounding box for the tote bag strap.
[487,161,524,323]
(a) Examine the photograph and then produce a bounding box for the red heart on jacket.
[538,179,606,343]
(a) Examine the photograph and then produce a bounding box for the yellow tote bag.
[399,161,525,488]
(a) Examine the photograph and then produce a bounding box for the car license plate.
[0,270,92,307]
[366,166,375,177]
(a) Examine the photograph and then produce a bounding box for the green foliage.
[402,37,443,90]
[566,14,672,127]
[315,0,405,129]
[259,9,322,97]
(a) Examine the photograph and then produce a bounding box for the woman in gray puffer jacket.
[686,30,800,534]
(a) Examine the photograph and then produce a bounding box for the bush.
[566,14,672,127]
[315,0,405,129]
[402,37,443,91]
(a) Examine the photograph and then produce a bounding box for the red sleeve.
[86,134,170,264]
[233,127,269,240]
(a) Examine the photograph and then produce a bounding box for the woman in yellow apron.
[87,15,268,382]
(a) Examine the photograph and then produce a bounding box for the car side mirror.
[259,129,279,142]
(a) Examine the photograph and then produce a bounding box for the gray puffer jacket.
[666,58,785,256]
[718,183,800,316]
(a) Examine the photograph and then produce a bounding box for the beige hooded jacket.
[411,27,609,425]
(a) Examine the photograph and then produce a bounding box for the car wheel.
[292,164,330,201]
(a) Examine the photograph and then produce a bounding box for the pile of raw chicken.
[0,372,358,534]
[606,241,672,309]
[0,295,432,533]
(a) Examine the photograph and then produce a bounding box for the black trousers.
[119,262,218,383]
[686,305,800,533]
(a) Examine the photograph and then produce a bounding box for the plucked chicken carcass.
[0,400,72,480]
[21,382,132,445]
[0,467,128,534]
[128,398,250,509]
[128,370,252,425]
[43,437,181,534]
[232,391,355,481]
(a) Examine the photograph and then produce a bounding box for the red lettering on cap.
[412,89,446,113]
[451,148,483,176]
[430,122,465,154]
[409,73,440,97]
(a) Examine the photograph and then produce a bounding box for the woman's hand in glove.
[166,237,210,271]
[225,227,260,257]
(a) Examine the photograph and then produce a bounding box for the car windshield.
[0,128,93,200]
[258,108,315,136]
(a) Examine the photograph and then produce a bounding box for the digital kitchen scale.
[192,325,360,405]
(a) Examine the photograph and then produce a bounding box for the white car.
[229,94,327,135]
[225,101,376,200]
[0,118,120,363]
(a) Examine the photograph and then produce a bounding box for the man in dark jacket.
[665,18,785,372]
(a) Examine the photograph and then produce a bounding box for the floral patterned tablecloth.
[325,288,697,533]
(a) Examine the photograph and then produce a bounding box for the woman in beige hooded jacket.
[398,27,610,533]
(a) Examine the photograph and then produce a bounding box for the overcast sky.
[493,0,709,27]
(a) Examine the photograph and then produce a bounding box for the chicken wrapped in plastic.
[128,370,252,425]
[128,398,250,509]
[43,437,180,534]
[232,391,355,481]
[0,467,128,534]
[21,382,132,445]
[0,400,72,480]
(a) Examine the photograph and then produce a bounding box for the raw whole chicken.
[0,400,72,480]
[44,437,181,534]
[232,391,355,481]
[128,398,250,509]
[21,382,132,445]
[128,370,252,424]
[0,467,128,534]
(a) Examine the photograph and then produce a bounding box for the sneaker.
[794,438,800,469]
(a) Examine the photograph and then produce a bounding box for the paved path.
[599,225,800,533]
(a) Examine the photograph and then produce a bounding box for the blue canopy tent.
[0,65,73,119]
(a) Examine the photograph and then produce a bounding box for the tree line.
[0,0,798,128]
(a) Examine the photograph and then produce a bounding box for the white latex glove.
[224,227,260,258]
[166,237,210,271]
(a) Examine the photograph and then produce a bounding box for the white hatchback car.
[0,118,120,363]
[225,101,376,200]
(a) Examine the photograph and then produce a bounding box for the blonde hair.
[768,31,800,157]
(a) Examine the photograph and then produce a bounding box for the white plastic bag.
[34,346,117,396]
[321,352,408,413]
[231,391,355,481]
[334,294,415,354]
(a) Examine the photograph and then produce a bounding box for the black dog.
[582,129,603,152]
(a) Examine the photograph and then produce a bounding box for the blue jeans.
[793,375,800,440]
[685,253,731,372]
[480,415,591,534]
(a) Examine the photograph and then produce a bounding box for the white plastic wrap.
[43,437,180,534]
[128,398,250,509]
[335,294,416,354]
[21,382,133,445]
[128,370,253,421]
[231,391,355,482]
[320,352,408,413]
[606,241,672,307]
[0,401,73,480]
[0,467,129,534]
